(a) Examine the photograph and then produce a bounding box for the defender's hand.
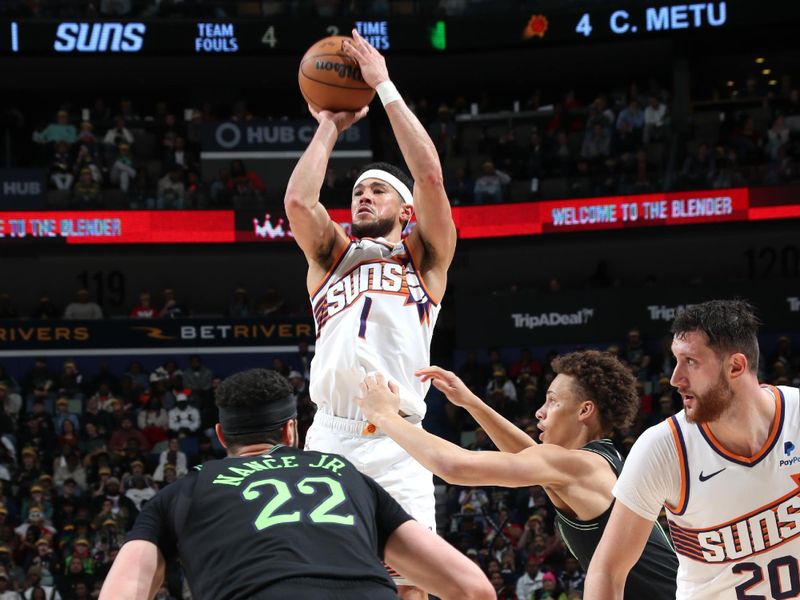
[416,366,476,409]
[357,373,401,425]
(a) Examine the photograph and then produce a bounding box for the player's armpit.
[385,521,494,600]
[99,540,165,600]
[584,501,656,600]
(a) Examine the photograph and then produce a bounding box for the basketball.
[298,36,376,112]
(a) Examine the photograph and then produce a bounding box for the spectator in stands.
[549,131,573,177]
[226,159,266,197]
[53,451,86,493]
[128,167,157,210]
[109,143,136,192]
[153,438,187,480]
[71,167,102,209]
[428,104,457,158]
[474,160,510,203]
[490,571,517,600]
[560,556,585,593]
[680,142,716,190]
[36,110,77,146]
[624,328,651,378]
[136,396,167,447]
[516,555,544,598]
[616,100,644,134]
[0,571,20,599]
[102,117,134,153]
[62,290,101,320]
[714,147,746,188]
[580,123,610,163]
[72,144,103,183]
[129,293,155,319]
[156,167,185,209]
[48,143,74,191]
[52,399,78,436]
[731,115,763,167]
[163,136,195,174]
[226,287,252,318]
[765,114,790,160]
[445,167,474,205]
[0,383,21,421]
[643,95,668,142]
[30,296,58,320]
[182,356,213,397]
[123,475,155,513]
[76,121,97,151]
[108,416,147,454]
[157,288,188,319]
[534,571,568,600]
[54,361,84,401]
[166,394,199,437]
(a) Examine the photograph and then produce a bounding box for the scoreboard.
[0,1,795,56]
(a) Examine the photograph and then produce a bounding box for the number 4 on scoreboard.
[576,13,592,37]
[261,26,277,48]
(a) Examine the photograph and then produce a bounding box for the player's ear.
[578,401,595,422]
[214,423,227,448]
[282,419,299,448]
[729,352,748,379]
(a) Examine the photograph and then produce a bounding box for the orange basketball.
[298,36,376,112]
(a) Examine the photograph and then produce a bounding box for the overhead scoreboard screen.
[0,2,793,56]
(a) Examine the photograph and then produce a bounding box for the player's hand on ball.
[343,29,390,89]
[357,373,400,424]
[415,366,476,408]
[308,103,369,134]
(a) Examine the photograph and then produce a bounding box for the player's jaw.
[680,369,733,424]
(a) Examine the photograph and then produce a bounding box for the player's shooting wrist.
[376,80,401,107]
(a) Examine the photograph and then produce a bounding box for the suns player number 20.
[733,556,800,599]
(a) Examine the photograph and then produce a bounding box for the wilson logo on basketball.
[313,60,365,82]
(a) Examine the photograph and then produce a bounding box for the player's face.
[535,374,584,447]
[351,178,406,238]
[670,331,733,423]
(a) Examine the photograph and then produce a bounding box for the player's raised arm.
[357,374,595,488]
[343,30,456,292]
[283,106,366,276]
[416,366,536,453]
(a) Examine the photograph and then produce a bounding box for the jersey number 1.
[242,476,355,530]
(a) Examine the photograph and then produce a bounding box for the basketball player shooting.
[283,29,457,600]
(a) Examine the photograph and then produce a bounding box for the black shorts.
[256,577,398,600]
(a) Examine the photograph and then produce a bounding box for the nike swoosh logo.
[699,467,727,482]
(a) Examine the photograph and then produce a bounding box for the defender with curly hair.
[356,351,678,600]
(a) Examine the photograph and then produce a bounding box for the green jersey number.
[242,476,355,530]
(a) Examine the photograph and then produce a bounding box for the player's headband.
[354,169,413,207]
[218,398,297,436]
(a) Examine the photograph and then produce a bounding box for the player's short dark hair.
[356,162,413,196]
[215,369,294,448]
[670,299,761,373]
[551,350,638,433]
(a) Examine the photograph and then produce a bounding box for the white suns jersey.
[616,385,800,599]
[309,237,441,420]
